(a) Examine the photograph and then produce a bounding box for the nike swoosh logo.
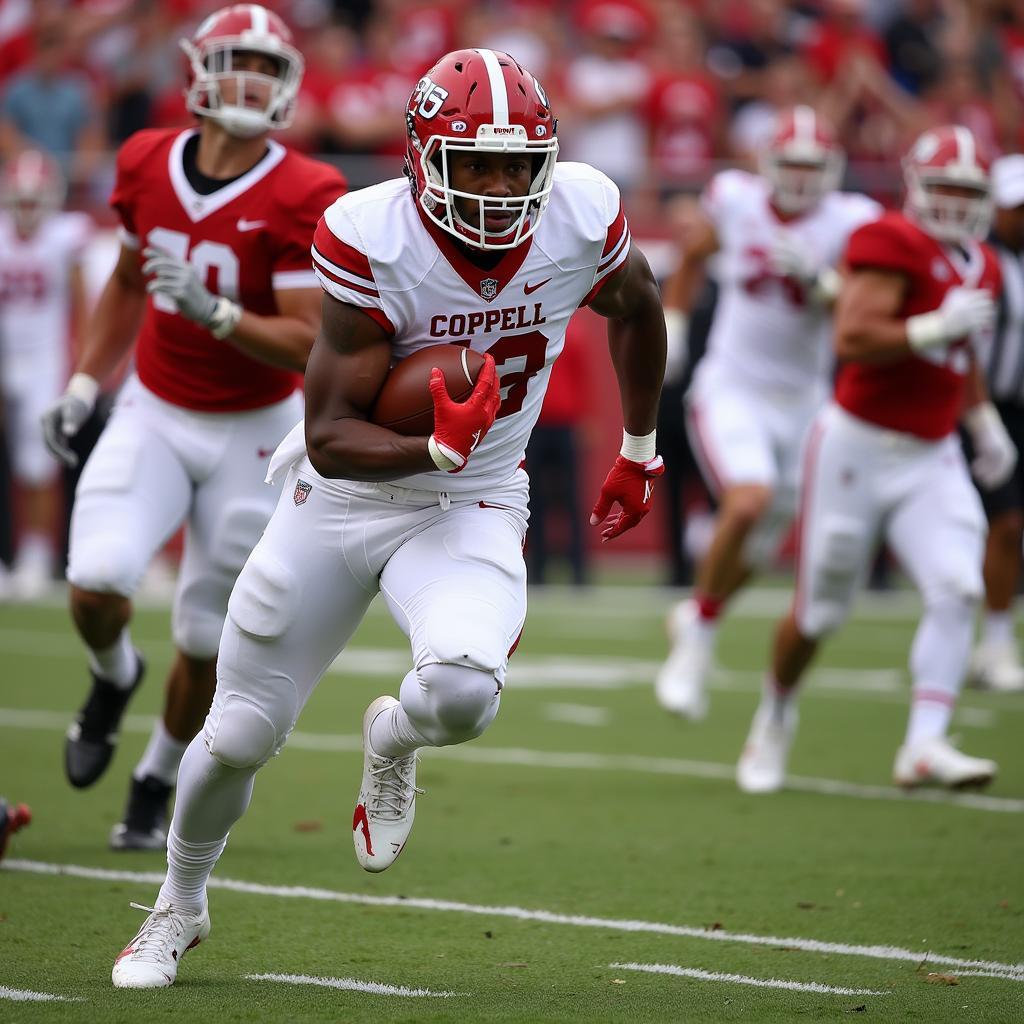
[524,278,551,295]
[644,480,653,503]
[237,218,267,232]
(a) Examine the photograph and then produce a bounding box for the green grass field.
[2,583,1023,1022]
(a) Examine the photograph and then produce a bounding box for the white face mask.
[907,175,993,244]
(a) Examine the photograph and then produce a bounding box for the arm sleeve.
[272,167,347,291]
[845,218,920,275]
[581,173,631,305]
[311,205,395,335]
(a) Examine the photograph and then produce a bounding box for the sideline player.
[109,47,666,988]
[655,107,880,719]
[41,5,346,849]
[0,151,91,599]
[737,125,1014,793]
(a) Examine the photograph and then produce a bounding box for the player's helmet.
[759,106,845,214]
[405,48,558,250]
[903,125,992,244]
[0,149,65,234]
[181,4,303,139]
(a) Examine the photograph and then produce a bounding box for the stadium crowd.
[3,0,1024,212]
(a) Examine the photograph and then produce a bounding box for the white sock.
[15,531,52,572]
[87,630,138,689]
[134,719,188,786]
[158,828,225,913]
[369,700,427,759]
[904,692,954,747]
[762,673,797,722]
[983,610,1014,649]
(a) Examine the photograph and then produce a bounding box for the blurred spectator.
[459,0,562,79]
[728,54,816,161]
[0,11,103,189]
[560,0,653,193]
[884,0,946,96]
[800,0,888,85]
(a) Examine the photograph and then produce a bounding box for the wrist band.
[209,297,243,340]
[620,428,656,463]
[66,372,100,409]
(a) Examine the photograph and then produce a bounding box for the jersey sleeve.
[271,162,347,291]
[311,200,395,334]
[63,211,94,261]
[581,172,631,306]
[699,169,746,226]
[844,216,921,275]
[108,131,156,250]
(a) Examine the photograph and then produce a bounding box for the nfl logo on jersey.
[480,278,498,300]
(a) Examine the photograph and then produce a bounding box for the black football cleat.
[64,654,145,789]
[110,774,173,851]
[0,798,31,861]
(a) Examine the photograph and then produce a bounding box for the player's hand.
[427,354,501,472]
[965,402,1017,489]
[40,373,99,468]
[907,286,996,351]
[589,453,665,541]
[769,232,818,285]
[142,247,242,338]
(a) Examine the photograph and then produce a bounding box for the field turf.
[1,583,1023,1022]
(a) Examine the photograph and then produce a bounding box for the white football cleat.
[353,696,422,873]
[111,900,210,988]
[967,642,1024,692]
[654,600,713,720]
[893,736,997,789]
[736,699,798,794]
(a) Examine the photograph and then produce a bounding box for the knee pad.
[172,606,225,661]
[402,662,500,747]
[227,547,299,640]
[205,693,281,768]
[66,537,147,597]
[795,517,868,638]
[421,596,510,675]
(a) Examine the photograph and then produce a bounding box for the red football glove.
[590,454,665,541]
[428,354,501,473]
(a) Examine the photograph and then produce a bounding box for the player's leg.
[738,409,880,792]
[970,408,1024,690]
[112,395,302,850]
[113,465,377,988]
[656,378,777,718]
[64,386,192,788]
[356,483,529,871]
[887,441,995,787]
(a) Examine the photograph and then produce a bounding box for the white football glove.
[142,247,242,339]
[768,232,819,285]
[40,373,99,468]
[663,308,689,386]
[965,402,1017,489]
[906,287,996,353]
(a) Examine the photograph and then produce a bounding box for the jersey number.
[457,330,550,418]
[146,227,239,315]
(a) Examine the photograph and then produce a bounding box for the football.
[370,344,486,436]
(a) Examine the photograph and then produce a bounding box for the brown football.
[370,344,486,436]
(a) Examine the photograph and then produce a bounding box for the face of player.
[925,182,989,237]
[215,50,281,112]
[446,152,533,236]
[772,159,828,212]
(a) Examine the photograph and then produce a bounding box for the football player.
[0,150,91,599]
[737,125,1013,793]
[109,47,666,988]
[41,5,346,850]
[655,107,881,719]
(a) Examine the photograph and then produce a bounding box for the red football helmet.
[181,4,303,139]
[0,149,65,234]
[758,106,845,214]
[903,125,992,243]
[405,48,558,250]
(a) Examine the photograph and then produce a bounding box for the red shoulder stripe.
[313,258,380,297]
[602,201,627,257]
[313,218,375,283]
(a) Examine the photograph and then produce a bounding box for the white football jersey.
[0,210,91,360]
[311,162,630,492]
[701,170,881,393]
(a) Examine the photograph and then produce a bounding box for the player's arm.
[586,244,667,540]
[962,359,1017,488]
[67,261,90,364]
[836,267,997,365]
[222,287,321,372]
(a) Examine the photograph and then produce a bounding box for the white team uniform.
[0,210,91,484]
[686,170,879,563]
[218,164,629,756]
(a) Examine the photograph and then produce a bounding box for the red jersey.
[835,211,1001,440]
[111,127,346,412]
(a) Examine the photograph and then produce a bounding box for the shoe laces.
[367,754,423,820]
[124,902,192,963]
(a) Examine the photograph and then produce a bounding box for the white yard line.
[542,703,611,726]
[610,962,890,996]
[246,973,459,997]
[2,707,1021,813]
[0,985,83,1002]
[7,860,1023,982]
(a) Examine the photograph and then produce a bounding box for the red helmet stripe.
[476,48,509,126]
